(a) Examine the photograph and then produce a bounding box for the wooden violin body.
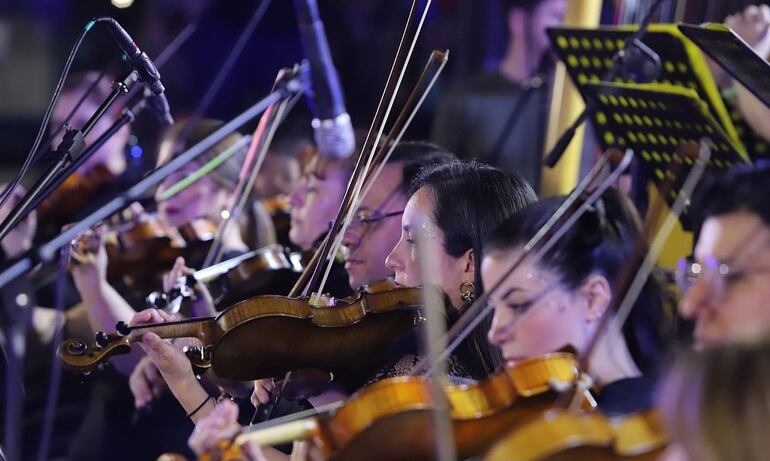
[106,214,216,291]
[59,285,423,383]
[483,407,667,461]
[37,164,116,240]
[209,353,586,461]
[70,206,217,293]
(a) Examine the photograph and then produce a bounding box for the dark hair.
[412,160,538,376]
[486,189,674,375]
[690,163,770,233]
[387,141,456,196]
[157,119,245,189]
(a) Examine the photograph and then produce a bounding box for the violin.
[70,204,217,293]
[59,282,424,384]
[36,163,117,241]
[483,407,667,461]
[198,352,590,461]
[146,244,304,313]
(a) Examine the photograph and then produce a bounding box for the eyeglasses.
[675,256,770,298]
[354,209,404,225]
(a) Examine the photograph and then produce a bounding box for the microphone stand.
[0,82,161,241]
[542,0,665,167]
[0,64,307,461]
[0,71,138,242]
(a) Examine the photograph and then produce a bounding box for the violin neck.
[127,317,214,343]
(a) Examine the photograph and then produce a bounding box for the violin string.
[311,0,436,300]
[411,149,633,377]
[299,0,422,297]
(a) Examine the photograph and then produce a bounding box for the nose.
[288,183,305,208]
[342,223,362,252]
[679,277,712,320]
[487,304,515,348]
[385,241,402,273]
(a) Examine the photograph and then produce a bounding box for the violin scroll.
[58,332,132,373]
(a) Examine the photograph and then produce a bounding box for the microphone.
[293,0,355,159]
[145,89,174,126]
[100,17,165,96]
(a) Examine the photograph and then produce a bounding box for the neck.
[499,37,542,84]
[584,327,641,388]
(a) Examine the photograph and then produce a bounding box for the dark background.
[0,0,762,174]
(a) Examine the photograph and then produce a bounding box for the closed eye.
[506,301,534,313]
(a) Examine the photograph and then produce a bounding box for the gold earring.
[460,281,475,303]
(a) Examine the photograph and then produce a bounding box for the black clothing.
[595,375,656,417]
[432,71,549,189]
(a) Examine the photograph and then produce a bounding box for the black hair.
[386,141,457,196]
[486,189,674,375]
[412,160,538,377]
[690,163,770,234]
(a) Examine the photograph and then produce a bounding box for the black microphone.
[100,17,165,96]
[293,0,355,159]
[145,89,174,126]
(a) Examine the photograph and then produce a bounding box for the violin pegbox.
[57,331,132,374]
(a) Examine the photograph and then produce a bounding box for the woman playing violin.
[71,118,251,375]
[483,189,675,416]
[185,159,537,459]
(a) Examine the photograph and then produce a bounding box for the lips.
[344,258,363,271]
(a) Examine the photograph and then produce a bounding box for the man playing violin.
[341,141,455,290]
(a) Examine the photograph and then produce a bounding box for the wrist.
[165,365,199,396]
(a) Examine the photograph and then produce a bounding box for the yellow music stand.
[546,24,756,160]
[583,81,750,208]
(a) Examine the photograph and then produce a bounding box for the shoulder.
[596,375,656,417]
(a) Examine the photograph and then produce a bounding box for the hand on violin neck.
[130,309,193,386]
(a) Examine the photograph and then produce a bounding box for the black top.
[595,375,656,417]
[431,71,550,189]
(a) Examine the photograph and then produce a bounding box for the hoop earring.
[460,281,475,303]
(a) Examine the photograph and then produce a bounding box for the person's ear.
[578,274,612,322]
[462,248,475,277]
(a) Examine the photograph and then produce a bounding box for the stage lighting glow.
[111,0,134,9]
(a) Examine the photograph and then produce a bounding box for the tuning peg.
[95,331,109,348]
